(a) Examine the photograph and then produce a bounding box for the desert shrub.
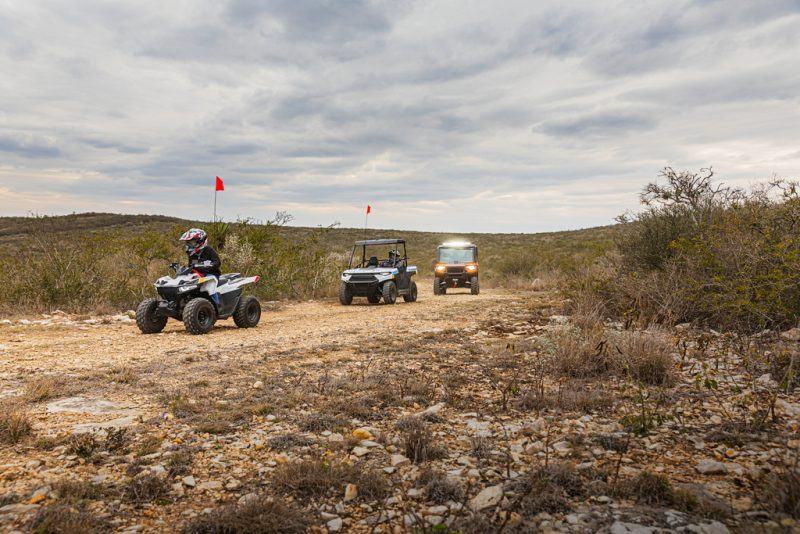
[548,328,613,379]
[758,468,800,518]
[399,418,448,463]
[518,381,613,414]
[22,375,71,403]
[30,502,109,534]
[299,413,347,432]
[509,463,583,516]
[584,168,800,332]
[2,213,343,312]
[272,458,388,501]
[184,495,311,534]
[418,468,464,504]
[51,479,116,502]
[612,330,675,387]
[0,408,34,444]
[124,472,171,504]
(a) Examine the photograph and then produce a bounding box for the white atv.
[339,239,418,305]
[136,262,262,335]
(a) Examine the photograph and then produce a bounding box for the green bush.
[580,168,800,332]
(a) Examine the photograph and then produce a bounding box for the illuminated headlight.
[466,264,477,272]
[435,264,446,273]
[178,284,198,293]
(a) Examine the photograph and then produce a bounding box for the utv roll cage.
[349,239,408,269]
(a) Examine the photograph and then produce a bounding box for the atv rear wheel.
[136,298,167,334]
[183,298,216,335]
[233,296,261,328]
[383,281,397,304]
[339,282,353,305]
[403,281,418,302]
[470,276,480,295]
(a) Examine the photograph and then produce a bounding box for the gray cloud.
[0,0,798,232]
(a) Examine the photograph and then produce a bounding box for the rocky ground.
[0,286,798,533]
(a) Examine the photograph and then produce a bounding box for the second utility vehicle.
[433,241,479,295]
[340,239,418,305]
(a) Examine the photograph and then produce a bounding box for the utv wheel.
[367,293,381,304]
[136,298,167,334]
[403,281,418,302]
[470,276,480,295]
[183,298,216,335]
[233,296,261,328]
[383,281,398,304]
[433,278,442,296]
[339,282,353,305]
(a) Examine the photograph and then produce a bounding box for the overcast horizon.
[1,1,799,233]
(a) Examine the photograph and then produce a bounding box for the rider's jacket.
[188,246,222,277]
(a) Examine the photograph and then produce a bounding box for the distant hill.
[0,212,617,269]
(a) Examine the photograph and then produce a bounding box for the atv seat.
[218,273,241,286]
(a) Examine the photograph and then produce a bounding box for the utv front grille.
[446,267,465,275]
[349,274,378,283]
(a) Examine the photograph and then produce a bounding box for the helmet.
[389,249,400,262]
[179,228,208,255]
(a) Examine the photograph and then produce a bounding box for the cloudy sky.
[1,1,798,232]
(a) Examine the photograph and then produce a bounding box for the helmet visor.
[184,238,200,248]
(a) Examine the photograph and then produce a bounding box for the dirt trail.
[1,287,793,533]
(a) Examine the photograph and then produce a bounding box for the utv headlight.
[435,264,446,273]
[466,264,477,272]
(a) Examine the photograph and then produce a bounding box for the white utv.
[136,263,261,335]
[339,239,418,305]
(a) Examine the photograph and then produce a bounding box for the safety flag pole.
[364,204,371,239]
[214,176,224,221]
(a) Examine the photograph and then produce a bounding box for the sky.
[0,0,799,233]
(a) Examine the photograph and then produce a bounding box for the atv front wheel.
[339,282,353,305]
[136,298,167,334]
[183,298,217,335]
[470,276,480,295]
[233,296,261,328]
[403,281,418,302]
[382,281,398,304]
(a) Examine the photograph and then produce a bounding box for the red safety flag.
[366,205,371,214]
[215,176,225,191]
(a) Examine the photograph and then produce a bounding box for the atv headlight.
[178,284,198,293]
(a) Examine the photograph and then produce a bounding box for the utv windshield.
[438,247,476,264]
[350,242,408,268]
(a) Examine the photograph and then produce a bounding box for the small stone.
[391,454,410,467]
[416,402,445,417]
[469,484,503,510]
[344,484,358,502]
[352,428,374,440]
[781,328,800,341]
[225,479,241,490]
[327,517,343,531]
[251,381,264,389]
[182,476,196,487]
[172,482,185,497]
[696,459,727,475]
[197,481,223,491]
[352,447,370,457]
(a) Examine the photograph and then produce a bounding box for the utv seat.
[367,256,379,267]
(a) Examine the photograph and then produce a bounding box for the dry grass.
[124,472,171,504]
[30,503,109,534]
[509,464,584,517]
[418,468,464,504]
[22,375,71,403]
[184,495,311,534]
[613,330,676,387]
[399,418,448,463]
[758,468,800,518]
[272,457,388,501]
[0,406,34,444]
[51,479,116,502]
